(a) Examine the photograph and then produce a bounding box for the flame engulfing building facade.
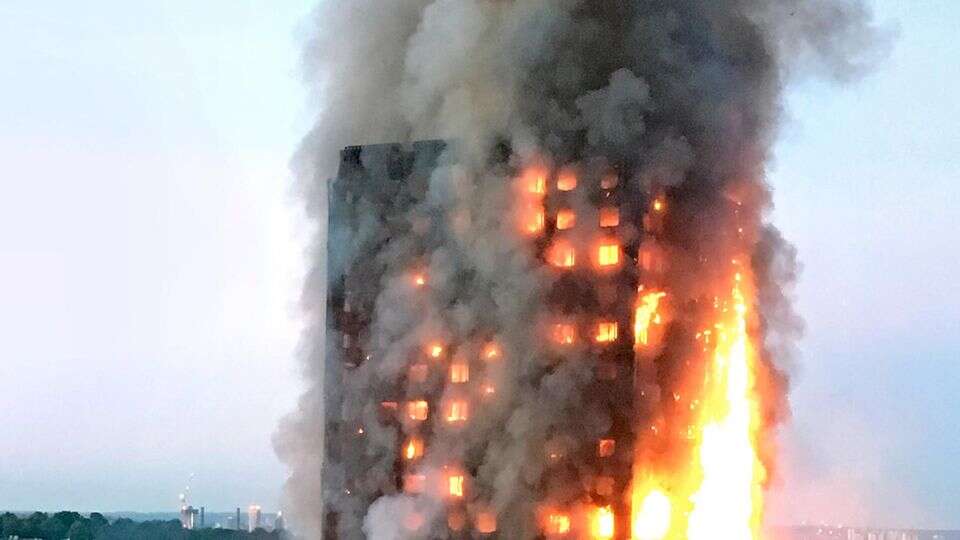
[278,2,884,539]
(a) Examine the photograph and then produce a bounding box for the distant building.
[274,511,285,532]
[248,505,262,532]
[179,505,199,530]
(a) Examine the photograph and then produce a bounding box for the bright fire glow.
[557,209,576,230]
[482,342,501,360]
[557,169,577,191]
[407,400,428,421]
[596,321,618,343]
[428,343,444,358]
[634,290,666,348]
[404,437,424,460]
[685,276,765,540]
[591,506,615,539]
[549,240,577,268]
[546,513,571,535]
[413,273,426,287]
[600,207,620,227]
[552,323,576,345]
[448,474,465,498]
[631,490,671,540]
[598,242,620,267]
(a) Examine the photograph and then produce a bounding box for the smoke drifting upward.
[276,1,885,538]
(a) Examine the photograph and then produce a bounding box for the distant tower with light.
[247,505,262,532]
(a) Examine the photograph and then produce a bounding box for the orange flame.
[634,290,666,348]
[686,275,765,540]
[591,506,615,539]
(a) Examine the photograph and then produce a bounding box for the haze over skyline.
[0,0,956,529]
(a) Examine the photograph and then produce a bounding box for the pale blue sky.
[0,0,956,528]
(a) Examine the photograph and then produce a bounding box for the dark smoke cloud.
[276,1,887,537]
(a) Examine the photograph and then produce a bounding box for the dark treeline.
[1,512,285,540]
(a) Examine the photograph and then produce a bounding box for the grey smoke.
[276,1,888,538]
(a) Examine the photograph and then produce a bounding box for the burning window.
[597,241,620,267]
[548,240,576,268]
[652,197,666,213]
[403,437,424,460]
[447,474,465,498]
[427,343,445,359]
[403,474,426,494]
[556,209,576,230]
[595,321,618,343]
[599,207,620,228]
[450,361,470,383]
[523,206,546,235]
[407,400,429,421]
[409,363,429,383]
[475,511,497,534]
[552,323,576,345]
[557,169,577,191]
[482,341,501,360]
[445,400,469,423]
[545,513,571,535]
[412,272,427,287]
[592,506,615,539]
[522,166,548,194]
[597,438,616,457]
[601,173,619,190]
[595,476,615,497]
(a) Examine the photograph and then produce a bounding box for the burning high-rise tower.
[276,1,885,538]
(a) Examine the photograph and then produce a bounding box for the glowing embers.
[597,240,621,267]
[403,473,426,494]
[556,208,576,230]
[597,438,616,458]
[475,510,497,534]
[595,321,619,343]
[552,323,577,346]
[403,437,424,461]
[406,400,429,422]
[634,289,667,349]
[632,490,672,540]
[557,168,577,191]
[545,513,571,536]
[444,399,469,424]
[548,239,577,268]
[449,361,469,383]
[599,207,620,228]
[591,506,615,539]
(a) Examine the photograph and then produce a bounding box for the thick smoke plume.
[276,1,886,538]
